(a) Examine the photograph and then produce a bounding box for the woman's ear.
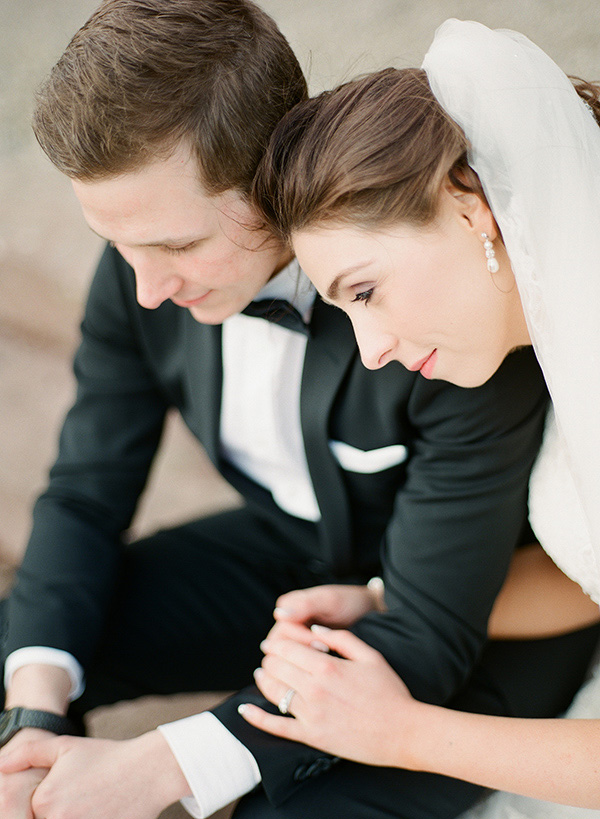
[442,177,498,240]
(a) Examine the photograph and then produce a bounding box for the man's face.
[72,146,291,323]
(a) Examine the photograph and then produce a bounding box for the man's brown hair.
[33,0,308,195]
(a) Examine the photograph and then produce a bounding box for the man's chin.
[188,301,240,325]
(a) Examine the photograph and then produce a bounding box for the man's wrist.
[138,730,193,806]
[0,707,82,748]
[4,648,84,702]
[5,664,72,714]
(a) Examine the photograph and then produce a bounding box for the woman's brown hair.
[253,67,600,241]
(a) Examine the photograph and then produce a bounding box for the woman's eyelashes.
[352,287,374,305]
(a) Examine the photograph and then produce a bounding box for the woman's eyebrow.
[327,262,372,301]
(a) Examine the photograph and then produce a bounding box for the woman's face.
[293,187,531,388]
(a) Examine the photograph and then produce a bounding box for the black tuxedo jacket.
[7,245,548,802]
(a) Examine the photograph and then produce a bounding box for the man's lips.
[172,291,212,308]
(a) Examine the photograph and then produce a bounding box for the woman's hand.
[239,621,422,769]
[272,581,384,631]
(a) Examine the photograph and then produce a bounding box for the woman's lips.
[409,349,438,379]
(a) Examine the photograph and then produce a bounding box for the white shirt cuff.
[158,712,261,818]
[4,647,85,701]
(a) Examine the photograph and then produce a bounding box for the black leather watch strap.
[0,707,82,747]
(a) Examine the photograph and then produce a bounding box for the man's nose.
[130,254,183,309]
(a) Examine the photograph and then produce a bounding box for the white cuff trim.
[158,712,261,818]
[4,647,85,702]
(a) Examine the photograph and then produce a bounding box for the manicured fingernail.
[238,704,249,715]
[310,640,330,652]
[310,624,331,634]
[253,667,264,680]
[260,639,271,652]
[367,576,384,592]
[274,607,294,618]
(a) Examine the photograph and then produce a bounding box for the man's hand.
[1,662,74,816]
[0,728,52,818]
[0,731,191,819]
[272,582,385,637]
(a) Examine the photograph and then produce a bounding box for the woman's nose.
[351,316,397,370]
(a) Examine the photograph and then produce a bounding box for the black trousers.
[3,507,599,819]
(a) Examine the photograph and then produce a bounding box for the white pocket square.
[329,440,408,474]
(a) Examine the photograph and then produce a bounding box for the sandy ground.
[1,2,599,816]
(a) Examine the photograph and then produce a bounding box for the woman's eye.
[352,288,374,305]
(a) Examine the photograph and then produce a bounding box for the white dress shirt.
[5,260,318,817]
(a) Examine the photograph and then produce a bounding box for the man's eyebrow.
[326,263,371,301]
[87,226,200,247]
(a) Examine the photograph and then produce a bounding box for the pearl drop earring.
[482,233,499,274]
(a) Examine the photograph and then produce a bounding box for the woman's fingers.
[308,626,383,663]
[264,619,316,645]
[274,584,377,628]
[237,703,303,742]
[256,626,388,722]
[253,665,303,715]
[263,625,382,666]
[261,633,338,679]
[274,585,347,623]
[257,633,342,711]
[273,587,321,622]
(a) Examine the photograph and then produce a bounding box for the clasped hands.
[0,726,190,819]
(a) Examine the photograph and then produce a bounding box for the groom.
[0,2,595,818]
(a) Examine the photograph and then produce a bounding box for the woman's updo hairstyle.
[571,77,600,125]
[253,67,600,243]
[252,68,480,241]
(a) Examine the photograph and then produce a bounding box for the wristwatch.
[0,707,81,747]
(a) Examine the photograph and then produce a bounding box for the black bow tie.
[242,298,310,336]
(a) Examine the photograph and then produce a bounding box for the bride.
[238,19,600,816]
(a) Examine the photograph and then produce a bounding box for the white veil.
[423,20,600,587]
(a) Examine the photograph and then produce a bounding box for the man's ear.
[442,177,498,240]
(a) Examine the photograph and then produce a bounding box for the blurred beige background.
[0,2,598,817]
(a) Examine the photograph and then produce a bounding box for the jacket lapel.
[302,299,357,572]
[183,317,223,467]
